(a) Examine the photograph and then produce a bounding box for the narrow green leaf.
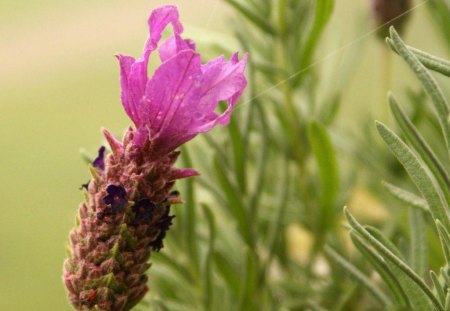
[196,178,228,208]
[249,103,270,219]
[325,245,392,306]
[365,226,405,261]
[376,121,450,230]
[387,39,450,77]
[445,291,450,311]
[262,156,290,280]
[319,94,341,126]
[389,28,450,155]
[409,209,428,277]
[389,95,450,205]
[203,134,229,165]
[383,256,435,311]
[308,120,339,234]
[153,252,193,284]
[435,220,450,265]
[180,146,199,276]
[382,181,429,212]
[440,266,450,286]
[349,231,409,306]
[430,271,445,305]
[247,0,271,18]
[214,252,240,296]
[224,0,276,35]
[201,204,216,311]
[238,249,258,311]
[294,0,334,85]
[345,208,444,311]
[228,117,247,193]
[212,155,252,245]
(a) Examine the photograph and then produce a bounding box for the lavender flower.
[63,5,247,311]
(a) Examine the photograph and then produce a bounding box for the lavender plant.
[63,6,247,310]
[60,2,450,311]
[336,28,450,310]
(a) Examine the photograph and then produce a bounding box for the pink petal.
[116,54,141,125]
[159,36,196,63]
[102,128,123,156]
[195,52,248,132]
[170,168,200,180]
[147,52,247,153]
[146,5,183,51]
[144,49,202,153]
[117,5,185,132]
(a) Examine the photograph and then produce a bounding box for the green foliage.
[427,0,450,50]
[342,27,450,311]
[308,120,339,240]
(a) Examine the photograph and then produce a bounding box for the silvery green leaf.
[409,209,428,277]
[325,245,391,307]
[388,95,450,205]
[345,208,443,311]
[349,231,409,306]
[386,39,450,77]
[376,121,450,230]
[389,28,450,156]
[430,271,446,305]
[308,120,339,236]
[382,181,429,212]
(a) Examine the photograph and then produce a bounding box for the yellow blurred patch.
[285,223,314,265]
[347,186,390,222]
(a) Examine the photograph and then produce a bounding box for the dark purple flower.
[103,184,127,213]
[149,205,175,252]
[92,146,106,170]
[116,5,247,155]
[132,198,156,223]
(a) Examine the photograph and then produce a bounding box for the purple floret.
[103,184,127,213]
[92,146,106,170]
[149,206,175,251]
[132,198,156,223]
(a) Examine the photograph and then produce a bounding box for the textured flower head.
[64,6,247,310]
[117,5,247,154]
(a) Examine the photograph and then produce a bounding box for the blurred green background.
[0,0,446,310]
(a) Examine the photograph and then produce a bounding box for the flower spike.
[63,5,247,310]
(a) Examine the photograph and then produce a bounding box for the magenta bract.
[117,5,248,155]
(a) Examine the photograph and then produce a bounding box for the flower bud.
[371,0,411,39]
